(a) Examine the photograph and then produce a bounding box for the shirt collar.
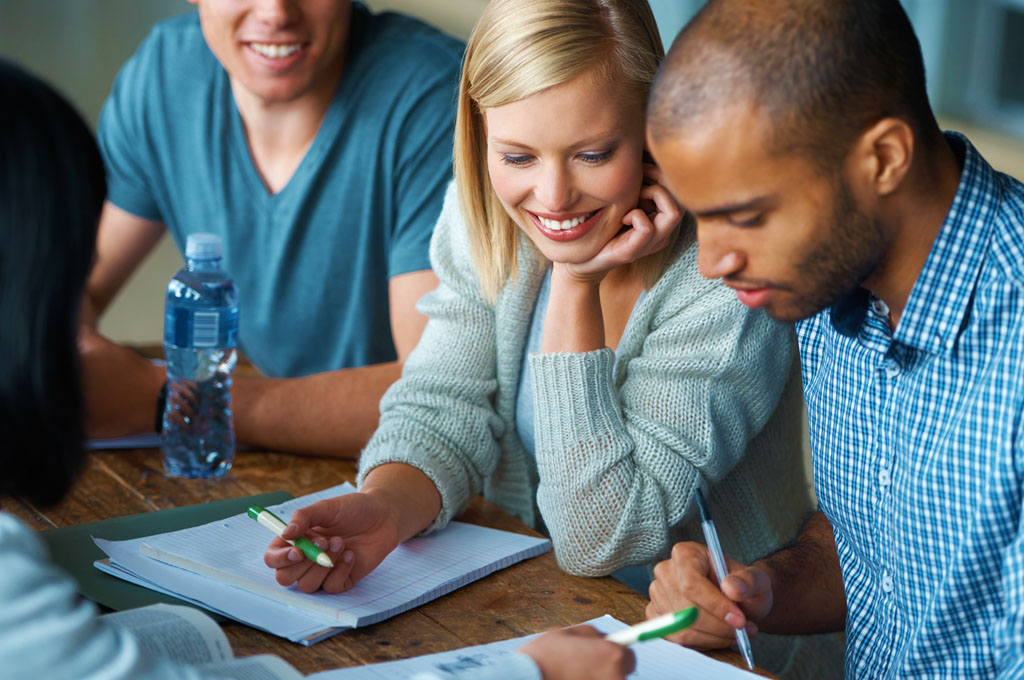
[829,132,999,354]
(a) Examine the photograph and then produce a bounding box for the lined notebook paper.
[308,615,762,679]
[94,483,549,640]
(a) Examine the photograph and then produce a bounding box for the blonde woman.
[265,1,841,676]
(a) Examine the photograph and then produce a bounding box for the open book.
[103,603,302,680]
[94,483,550,644]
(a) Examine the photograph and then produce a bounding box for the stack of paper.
[94,483,550,645]
[308,615,763,679]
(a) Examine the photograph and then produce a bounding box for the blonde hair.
[454,0,666,299]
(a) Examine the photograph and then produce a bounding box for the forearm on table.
[360,462,442,543]
[753,511,847,634]
[232,361,403,457]
[78,330,168,439]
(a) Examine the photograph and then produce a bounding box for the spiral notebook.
[94,483,550,643]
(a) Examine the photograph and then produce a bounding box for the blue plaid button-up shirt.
[797,133,1024,679]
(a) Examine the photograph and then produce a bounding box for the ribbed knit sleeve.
[530,244,796,576]
[357,182,505,532]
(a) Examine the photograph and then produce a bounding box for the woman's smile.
[526,208,604,241]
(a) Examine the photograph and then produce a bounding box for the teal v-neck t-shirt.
[98,4,462,377]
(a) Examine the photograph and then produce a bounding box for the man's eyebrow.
[690,195,775,219]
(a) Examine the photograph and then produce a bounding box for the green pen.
[248,505,335,568]
[604,606,698,645]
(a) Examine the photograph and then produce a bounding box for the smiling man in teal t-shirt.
[80,0,462,456]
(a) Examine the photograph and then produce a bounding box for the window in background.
[956,0,1024,139]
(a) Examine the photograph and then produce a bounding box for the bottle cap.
[185,233,222,260]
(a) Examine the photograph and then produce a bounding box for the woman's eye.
[500,154,533,167]
[578,150,613,164]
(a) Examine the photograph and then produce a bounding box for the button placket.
[881,572,895,592]
[879,466,892,487]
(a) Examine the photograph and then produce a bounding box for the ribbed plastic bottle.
[161,233,239,478]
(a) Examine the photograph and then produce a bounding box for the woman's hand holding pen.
[263,463,441,593]
[263,491,400,593]
[646,541,771,650]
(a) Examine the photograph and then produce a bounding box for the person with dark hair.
[644,0,1024,676]
[0,60,104,510]
[0,51,633,680]
[0,56,214,679]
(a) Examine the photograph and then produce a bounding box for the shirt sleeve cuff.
[356,432,470,535]
[529,348,627,454]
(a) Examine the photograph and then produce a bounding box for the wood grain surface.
[3,347,774,677]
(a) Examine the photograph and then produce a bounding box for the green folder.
[39,491,293,618]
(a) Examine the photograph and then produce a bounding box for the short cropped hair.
[649,0,942,172]
[455,0,665,299]
[0,59,104,507]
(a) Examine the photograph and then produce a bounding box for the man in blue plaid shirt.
[644,0,1024,677]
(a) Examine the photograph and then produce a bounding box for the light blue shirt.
[798,133,1024,678]
[98,4,462,377]
[0,512,210,679]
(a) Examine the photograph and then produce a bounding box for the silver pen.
[695,488,755,671]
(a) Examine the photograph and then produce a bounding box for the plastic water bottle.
[161,233,239,478]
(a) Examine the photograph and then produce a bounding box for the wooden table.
[5,342,773,676]
[6,447,774,677]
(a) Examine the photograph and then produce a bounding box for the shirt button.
[879,468,891,487]
[872,299,890,316]
[884,362,900,378]
[882,573,895,592]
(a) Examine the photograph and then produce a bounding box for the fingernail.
[329,537,343,553]
[725,613,743,628]
[343,551,354,564]
[287,549,301,562]
[286,523,299,535]
[313,537,326,550]
[727,576,748,597]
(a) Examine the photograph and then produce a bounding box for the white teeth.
[537,214,587,231]
[250,42,302,58]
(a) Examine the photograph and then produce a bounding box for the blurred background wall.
[2,0,1023,345]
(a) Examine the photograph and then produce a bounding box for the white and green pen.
[605,606,698,645]
[248,505,334,568]
[696,489,755,671]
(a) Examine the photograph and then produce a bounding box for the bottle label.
[191,311,220,348]
[165,306,238,349]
